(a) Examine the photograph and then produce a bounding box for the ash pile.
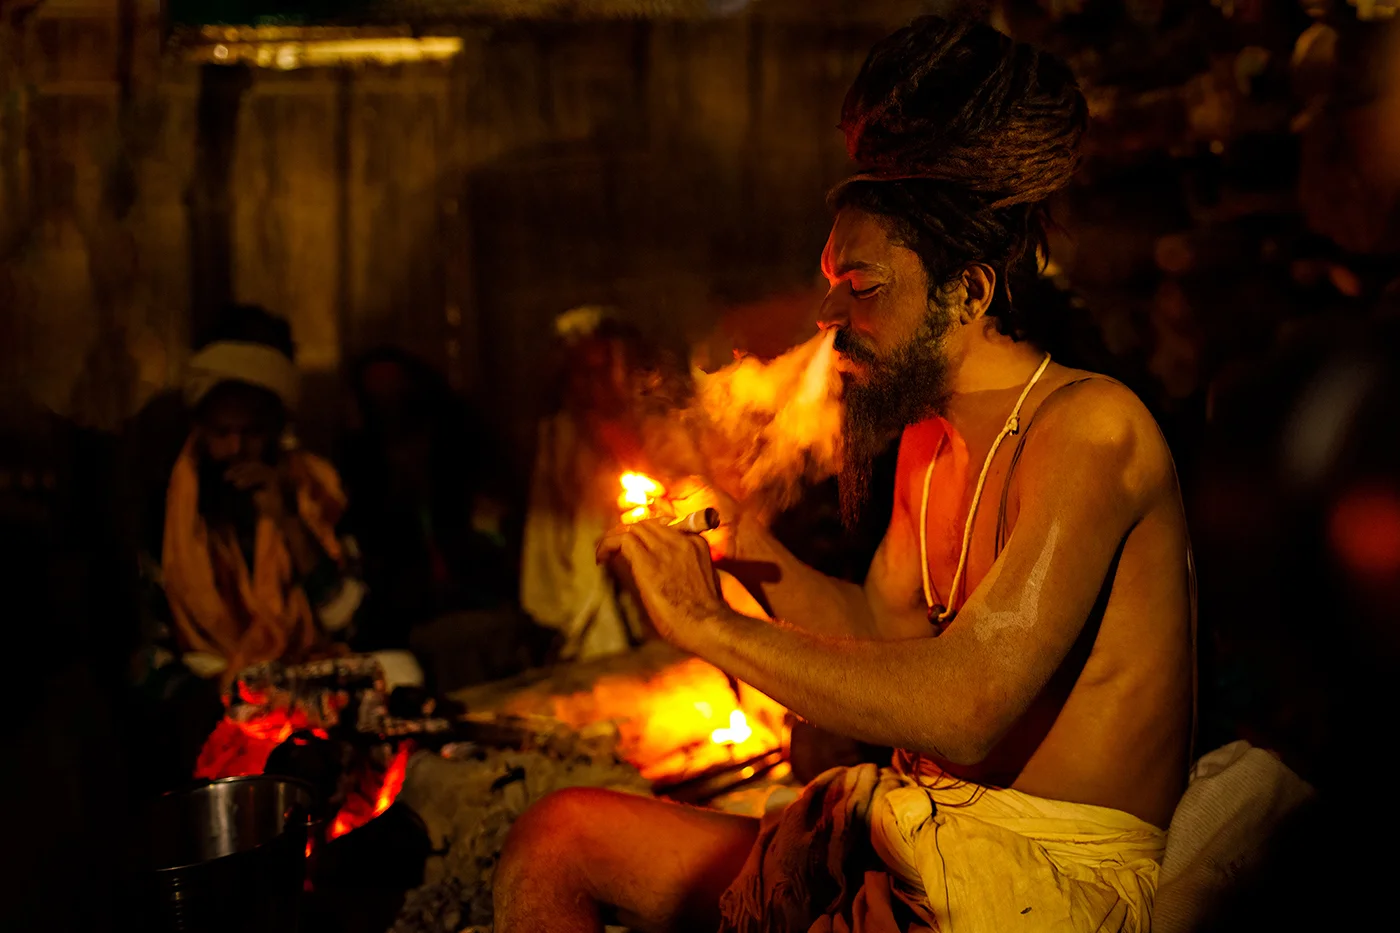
[392,716,650,933]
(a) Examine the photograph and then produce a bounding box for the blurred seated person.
[161,305,365,683]
[521,307,691,661]
[339,346,516,651]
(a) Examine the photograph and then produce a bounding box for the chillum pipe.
[670,508,721,534]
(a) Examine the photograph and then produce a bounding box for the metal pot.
[134,775,314,933]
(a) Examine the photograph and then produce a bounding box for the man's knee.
[498,786,623,885]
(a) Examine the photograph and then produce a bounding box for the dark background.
[3,0,1399,930]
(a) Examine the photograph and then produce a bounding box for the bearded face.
[836,301,955,527]
[194,381,284,528]
[819,208,959,527]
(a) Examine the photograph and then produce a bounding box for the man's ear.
[958,264,997,325]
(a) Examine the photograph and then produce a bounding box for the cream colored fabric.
[184,340,300,409]
[1153,742,1314,933]
[720,762,1164,933]
[520,413,643,660]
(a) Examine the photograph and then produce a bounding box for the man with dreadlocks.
[495,17,1193,933]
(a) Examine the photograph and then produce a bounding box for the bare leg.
[494,787,759,933]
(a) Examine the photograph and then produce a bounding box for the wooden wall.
[5,0,1389,464]
[0,0,922,461]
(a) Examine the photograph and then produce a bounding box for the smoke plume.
[686,329,843,517]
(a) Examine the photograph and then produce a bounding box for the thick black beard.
[837,303,954,529]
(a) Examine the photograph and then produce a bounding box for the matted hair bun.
[839,16,1087,209]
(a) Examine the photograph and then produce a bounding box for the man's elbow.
[926,735,995,768]
[914,707,1001,767]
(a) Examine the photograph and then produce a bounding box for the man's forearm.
[693,607,983,763]
[279,513,327,578]
[722,519,876,638]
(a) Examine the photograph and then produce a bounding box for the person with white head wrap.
[183,338,301,413]
[161,305,365,681]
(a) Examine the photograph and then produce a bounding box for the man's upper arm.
[937,383,1168,753]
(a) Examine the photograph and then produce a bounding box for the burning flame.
[620,471,664,506]
[327,742,413,841]
[619,471,665,524]
[710,709,753,745]
[374,743,411,815]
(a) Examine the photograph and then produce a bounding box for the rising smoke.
[686,329,843,518]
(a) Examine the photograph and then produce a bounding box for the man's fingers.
[597,517,708,567]
[596,532,625,565]
[632,517,684,537]
[596,526,651,565]
[629,520,678,552]
[632,519,708,556]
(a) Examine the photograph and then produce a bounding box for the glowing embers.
[194,705,333,780]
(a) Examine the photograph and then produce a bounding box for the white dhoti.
[720,762,1164,933]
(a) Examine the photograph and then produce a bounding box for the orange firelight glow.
[710,709,753,745]
[619,472,665,524]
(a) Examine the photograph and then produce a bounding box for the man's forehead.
[822,209,899,275]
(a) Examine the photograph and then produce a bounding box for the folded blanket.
[719,763,1164,933]
[1153,741,1314,933]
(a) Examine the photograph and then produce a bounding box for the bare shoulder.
[1022,372,1175,508]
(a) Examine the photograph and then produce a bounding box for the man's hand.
[668,476,743,560]
[228,457,332,580]
[226,461,295,522]
[596,520,731,651]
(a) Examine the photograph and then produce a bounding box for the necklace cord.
[920,353,1052,624]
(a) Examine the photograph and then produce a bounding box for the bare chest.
[885,435,1024,620]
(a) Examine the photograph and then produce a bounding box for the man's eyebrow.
[831,259,889,276]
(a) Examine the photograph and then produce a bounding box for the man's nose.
[816,292,849,333]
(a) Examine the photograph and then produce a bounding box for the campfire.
[194,657,446,846]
